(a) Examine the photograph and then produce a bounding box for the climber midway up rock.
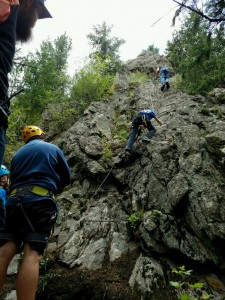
[124,109,163,158]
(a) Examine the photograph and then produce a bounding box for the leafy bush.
[111,109,130,144]
[101,135,113,159]
[169,266,211,300]
[70,54,115,106]
[128,211,143,229]
[128,71,149,84]
[166,12,225,95]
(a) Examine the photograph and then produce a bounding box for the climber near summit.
[125,109,163,155]
[155,66,170,92]
[0,0,52,165]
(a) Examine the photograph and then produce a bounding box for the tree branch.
[172,0,225,23]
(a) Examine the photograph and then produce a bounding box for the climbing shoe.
[166,82,170,90]
[142,137,151,142]
[125,149,132,156]
[161,84,165,91]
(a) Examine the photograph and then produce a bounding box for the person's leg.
[160,76,166,91]
[0,241,17,288]
[125,127,138,152]
[16,242,42,300]
[165,78,170,89]
[144,123,156,139]
[0,127,6,165]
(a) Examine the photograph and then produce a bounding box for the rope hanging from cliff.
[91,149,125,200]
[150,6,177,27]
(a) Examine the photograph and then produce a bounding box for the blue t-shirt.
[138,109,156,121]
[160,67,169,78]
[0,188,7,205]
[0,187,6,227]
[10,139,71,195]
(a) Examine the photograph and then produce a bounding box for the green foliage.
[128,71,149,84]
[146,44,159,54]
[172,265,193,277]
[112,121,129,143]
[199,107,210,116]
[211,106,223,118]
[173,0,225,32]
[148,209,162,220]
[166,12,225,94]
[37,257,60,295]
[128,212,143,229]
[87,21,125,63]
[70,54,115,114]
[172,74,183,89]
[9,34,72,131]
[102,135,113,159]
[111,109,130,144]
[4,34,73,153]
[169,266,211,300]
[37,272,60,295]
[41,102,78,135]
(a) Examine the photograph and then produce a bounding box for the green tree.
[166,11,225,94]
[5,34,73,158]
[172,0,225,29]
[146,44,159,54]
[87,21,125,73]
[10,33,72,125]
[70,54,115,115]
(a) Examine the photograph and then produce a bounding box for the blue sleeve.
[146,112,156,120]
[0,189,6,205]
[56,149,71,189]
[0,190,6,228]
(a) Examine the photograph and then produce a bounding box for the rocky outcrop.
[4,52,225,299]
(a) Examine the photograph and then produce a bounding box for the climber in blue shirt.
[156,66,170,91]
[125,109,163,155]
[0,125,71,299]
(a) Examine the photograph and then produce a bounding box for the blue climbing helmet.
[0,165,10,177]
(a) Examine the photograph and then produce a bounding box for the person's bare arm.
[155,67,160,79]
[154,117,163,126]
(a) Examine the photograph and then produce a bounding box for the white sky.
[20,0,181,74]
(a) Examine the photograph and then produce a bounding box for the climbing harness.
[10,185,54,197]
[18,202,35,232]
[9,185,56,233]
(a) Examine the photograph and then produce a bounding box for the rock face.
[5,52,225,299]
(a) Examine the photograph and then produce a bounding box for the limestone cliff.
[5,52,225,300]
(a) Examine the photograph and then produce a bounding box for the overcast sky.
[20,0,181,74]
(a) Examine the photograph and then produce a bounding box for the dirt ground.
[0,251,140,300]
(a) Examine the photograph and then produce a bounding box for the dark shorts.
[0,199,58,255]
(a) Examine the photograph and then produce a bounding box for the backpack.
[160,67,169,76]
[134,109,156,127]
[0,0,19,24]
[138,109,156,118]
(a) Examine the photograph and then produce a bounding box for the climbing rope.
[90,148,125,200]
